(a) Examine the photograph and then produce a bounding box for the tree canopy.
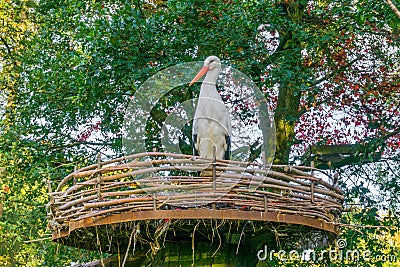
[0,0,399,266]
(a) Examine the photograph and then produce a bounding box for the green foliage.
[0,0,399,265]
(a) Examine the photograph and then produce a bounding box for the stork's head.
[189,56,221,86]
[203,55,221,70]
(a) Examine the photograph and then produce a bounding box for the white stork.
[189,56,232,162]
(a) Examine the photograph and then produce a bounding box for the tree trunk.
[271,1,306,164]
[273,80,302,164]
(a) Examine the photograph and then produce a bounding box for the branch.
[135,0,146,18]
[0,37,13,56]
[385,0,400,19]
[297,54,364,116]
[312,54,364,87]
[0,37,18,66]
[47,141,115,150]
[379,127,400,144]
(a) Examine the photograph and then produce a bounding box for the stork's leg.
[224,135,231,160]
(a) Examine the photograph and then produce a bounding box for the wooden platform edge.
[52,209,338,240]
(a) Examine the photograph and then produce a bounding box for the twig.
[191,221,200,267]
[385,0,400,19]
[212,220,222,258]
[338,223,398,229]
[23,237,52,243]
[95,226,106,267]
[236,221,249,254]
[122,223,136,267]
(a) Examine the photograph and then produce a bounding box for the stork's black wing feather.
[224,135,231,160]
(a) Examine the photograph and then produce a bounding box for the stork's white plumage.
[190,56,231,161]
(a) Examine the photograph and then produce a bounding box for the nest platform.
[47,152,344,254]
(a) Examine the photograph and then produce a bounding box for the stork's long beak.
[189,66,209,86]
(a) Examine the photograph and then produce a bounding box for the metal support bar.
[212,146,216,192]
[47,180,52,194]
[97,153,102,198]
[311,161,315,203]
[212,146,217,210]
[264,195,268,212]
[73,166,77,185]
[311,181,315,203]
[263,151,268,211]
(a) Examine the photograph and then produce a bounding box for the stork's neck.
[203,66,220,86]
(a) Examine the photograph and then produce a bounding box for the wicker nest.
[47,152,343,253]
